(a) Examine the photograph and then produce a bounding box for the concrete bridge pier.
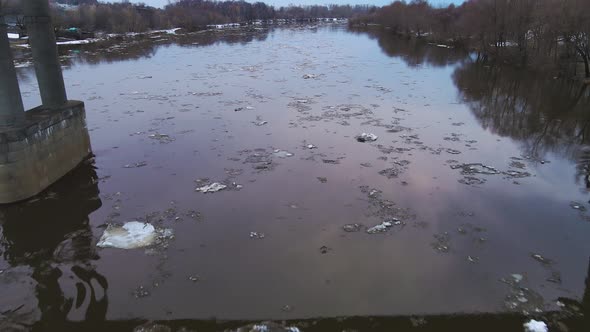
[24,0,67,108]
[0,17,25,126]
[0,0,92,204]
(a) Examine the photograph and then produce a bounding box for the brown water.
[2,24,590,331]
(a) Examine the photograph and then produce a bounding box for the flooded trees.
[353,0,590,78]
[563,0,590,78]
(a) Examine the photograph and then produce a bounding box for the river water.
[2,24,590,331]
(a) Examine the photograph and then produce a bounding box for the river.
[2,23,590,331]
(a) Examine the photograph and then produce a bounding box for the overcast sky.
[109,0,465,9]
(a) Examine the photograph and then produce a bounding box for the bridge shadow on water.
[0,157,109,331]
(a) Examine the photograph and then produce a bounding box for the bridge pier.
[24,0,68,108]
[0,17,25,126]
[0,0,92,204]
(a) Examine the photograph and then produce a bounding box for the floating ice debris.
[249,232,265,239]
[467,255,479,263]
[237,322,301,332]
[459,176,487,185]
[188,275,200,282]
[255,121,268,126]
[547,271,562,284]
[124,161,147,168]
[231,182,244,190]
[570,201,586,211]
[343,223,363,232]
[451,163,500,175]
[379,167,402,179]
[504,170,532,178]
[132,285,151,299]
[302,74,316,79]
[511,274,523,283]
[368,189,379,196]
[410,317,427,327]
[501,274,545,313]
[97,221,169,249]
[273,149,294,158]
[432,232,451,253]
[195,182,227,193]
[356,133,378,142]
[531,253,552,265]
[148,133,175,143]
[446,148,462,155]
[306,144,317,149]
[523,319,548,332]
[149,133,169,139]
[251,325,270,332]
[133,322,171,332]
[366,221,393,234]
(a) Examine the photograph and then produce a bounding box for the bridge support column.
[0,0,92,204]
[0,16,25,126]
[24,0,67,108]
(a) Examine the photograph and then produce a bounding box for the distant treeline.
[351,0,590,78]
[0,0,375,32]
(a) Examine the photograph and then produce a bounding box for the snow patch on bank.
[56,38,101,45]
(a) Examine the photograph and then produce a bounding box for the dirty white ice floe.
[97,221,172,249]
[366,220,394,234]
[511,274,524,283]
[523,319,548,332]
[356,133,378,142]
[195,182,227,193]
[273,149,294,158]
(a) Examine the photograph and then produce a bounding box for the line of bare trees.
[1,1,374,34]
[351,0,590,78]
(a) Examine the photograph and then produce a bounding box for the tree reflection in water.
[353,28,590,193]
[452,63,590,190]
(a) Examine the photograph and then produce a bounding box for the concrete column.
[0,16,26,126]
[24,0,67,108]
